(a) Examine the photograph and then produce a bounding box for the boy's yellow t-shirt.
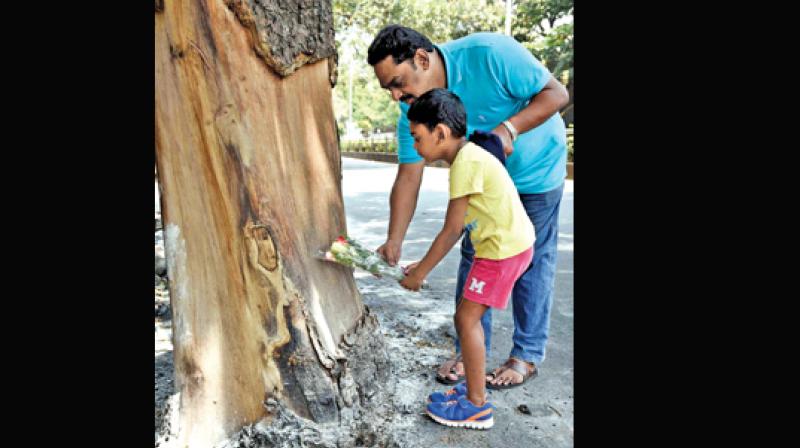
[449,142,535,260]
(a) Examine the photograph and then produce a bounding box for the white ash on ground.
[154,216,175,442]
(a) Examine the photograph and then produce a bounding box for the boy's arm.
[400,196,469,291]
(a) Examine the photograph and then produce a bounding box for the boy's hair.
[407,89,467,138]
[367,24,434,67]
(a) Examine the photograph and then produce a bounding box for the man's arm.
[400,195,468,291]
[376,160,424,266]
[492,75,570,155]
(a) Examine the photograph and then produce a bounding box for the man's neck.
[432,48,447,89]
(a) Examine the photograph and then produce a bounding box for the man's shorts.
[462,246,534,310]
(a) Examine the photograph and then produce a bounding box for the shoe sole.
[425,410,494,429]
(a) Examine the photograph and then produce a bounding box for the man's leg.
[488,183,563,386]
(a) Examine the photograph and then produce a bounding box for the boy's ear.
[435,123,449,142]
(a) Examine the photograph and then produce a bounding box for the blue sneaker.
[426,395,495,429]
[428,382,488,403]
[428,382,468,403]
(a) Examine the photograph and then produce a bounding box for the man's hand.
[399,263,424,291]
[376,239,402,267]
[491,123,515,156]
[379,161,424,270]
[489,76,570,157]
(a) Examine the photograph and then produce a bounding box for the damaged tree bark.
[155,1,387,446]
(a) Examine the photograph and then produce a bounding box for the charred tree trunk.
[155,1,388,446]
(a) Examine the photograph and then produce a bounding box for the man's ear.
[415,48,430,70]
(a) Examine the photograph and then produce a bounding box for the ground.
[155,157,573,447]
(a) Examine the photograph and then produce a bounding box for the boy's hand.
[404,261,420,272]
[399,274,423,291]
[399,263,424,291]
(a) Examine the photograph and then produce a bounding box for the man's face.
[373,51,433,105]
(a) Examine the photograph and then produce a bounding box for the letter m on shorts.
[468,278,486,294]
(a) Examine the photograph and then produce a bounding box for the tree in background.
[332,0,507,136]
[513,0,573,124]
[331,0,574,138]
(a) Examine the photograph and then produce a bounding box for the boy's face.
[409,122,442,162]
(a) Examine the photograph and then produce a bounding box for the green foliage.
[567,123,573,162]
[334,0,505,42]
[513,1,573,77]
[393,0,505,43]
[340,139,397,153]
[513,0,573,36]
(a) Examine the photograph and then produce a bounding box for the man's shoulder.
[441,33,529,80]
[442,32,520,54]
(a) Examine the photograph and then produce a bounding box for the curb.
[341,152,448,168]
[342,152,573,178]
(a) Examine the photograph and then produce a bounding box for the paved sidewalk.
[341,157,573,447]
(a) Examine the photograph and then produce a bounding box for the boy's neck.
[443,137,468,165]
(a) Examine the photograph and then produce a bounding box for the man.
[367,25,569,389]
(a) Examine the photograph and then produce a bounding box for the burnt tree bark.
[155,1,386,446]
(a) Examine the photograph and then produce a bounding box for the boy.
[399,89,535,429]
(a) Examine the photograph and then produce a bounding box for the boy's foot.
[435,355,464,385]
[428,382,467,403]
[425,396,495,429]
[428,382,488,403]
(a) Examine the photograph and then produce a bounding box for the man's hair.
[407,89,467,138]
[367,24,434,66]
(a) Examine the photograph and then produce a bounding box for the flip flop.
[435,355,464,385]
[485,357,537,390]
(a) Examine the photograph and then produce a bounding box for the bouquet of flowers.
[320,236,408,280]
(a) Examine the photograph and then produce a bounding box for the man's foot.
[485,357,537,390]
[435,355,464,385]
[425,395,495,429]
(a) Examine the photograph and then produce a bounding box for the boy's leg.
[455,297,489,406]
[456,236,492,355]
[443,236,491,380]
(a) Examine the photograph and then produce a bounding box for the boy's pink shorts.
[462,246,534,310]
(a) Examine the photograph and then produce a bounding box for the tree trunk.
[155,1,387,446]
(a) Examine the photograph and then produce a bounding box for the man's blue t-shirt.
[396,32,567,194]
